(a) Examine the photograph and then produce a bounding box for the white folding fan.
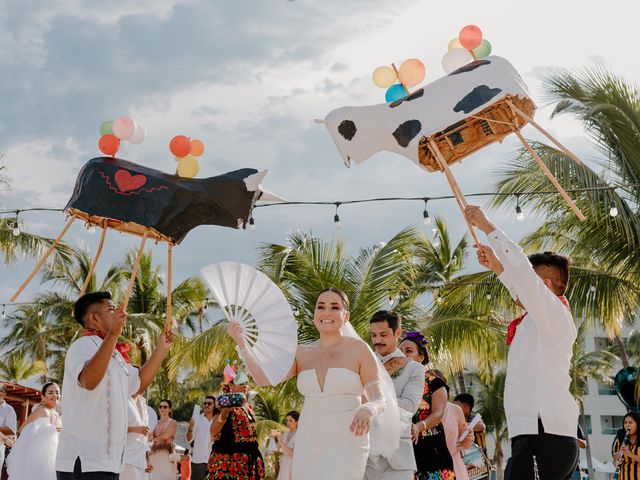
[200,261,297,385]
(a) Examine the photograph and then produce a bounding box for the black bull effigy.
[11,157,275,331]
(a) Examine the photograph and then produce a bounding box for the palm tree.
[475,368,508,480]
[570,318,619,479]
[0,351,48,383]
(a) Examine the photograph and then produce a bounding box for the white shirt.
[191,413,214,464]
[488,228,578,439]
[56,336,140,473]
[123,396,150,470]
[147,405,158,432]
[0,400,17,434]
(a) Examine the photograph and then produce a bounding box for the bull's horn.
[243,170,268,192]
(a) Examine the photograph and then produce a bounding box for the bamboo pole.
[428,140,481,244]
[11,216,75,301]
[506,100,583,165]
[122,230,148,311]
[79,226,107,296]
[514,130,587,221]
[163,243,173,333]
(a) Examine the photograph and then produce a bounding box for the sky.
[2,0,640,311]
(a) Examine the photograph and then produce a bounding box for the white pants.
[121,463,150,480]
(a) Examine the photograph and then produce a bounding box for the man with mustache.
[364,310,425,480]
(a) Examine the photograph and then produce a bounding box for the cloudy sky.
[2,0,639,309]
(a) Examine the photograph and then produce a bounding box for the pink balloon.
[459,25,483,50]
[112,115,137,140]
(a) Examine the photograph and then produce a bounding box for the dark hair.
[205,395,215,402]
[41,382,58,396]
[400,333,429,365]
[73,291,113,327]
[429,369,448,384]
[317,288,350,309]
[285,410,300,422]
[159,399,172,414]
[369,310,401,332]
[453,393,475,410]
[528,252,572,295]
[624,411,640,429]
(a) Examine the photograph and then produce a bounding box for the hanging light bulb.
[37,306,43,317]
[422,199,431,225]
[1,306,5,320]
[609,201,619,217]
[249,216,256,232]
[486,293,492,300]
[87,225,96,234]
[333,202,341,229]
[590,285,596,293]
[515,195,524,221]
[12,221,20,237]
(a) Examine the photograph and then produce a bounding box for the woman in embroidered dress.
[205,369,265,480]
[150,399,178,480]
[400,333,456,480]
[7,382,61,480]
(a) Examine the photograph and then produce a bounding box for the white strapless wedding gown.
[293,368,369,480]
[7,416,58,480]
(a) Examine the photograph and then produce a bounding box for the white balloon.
[128,124,146,144]
[112,115,137,140]
[441,48,474,75]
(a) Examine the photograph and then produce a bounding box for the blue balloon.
[385,84,407,103]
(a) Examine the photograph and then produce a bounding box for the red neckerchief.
[506,295,570,347]
[82,330,132,363]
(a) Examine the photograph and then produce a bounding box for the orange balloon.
[98,134,120,156]
[169,135,192,157]
[459,25,483,50]
[398,58,426,88]
[191,139,205,157]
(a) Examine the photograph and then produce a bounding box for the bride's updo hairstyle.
[317,288,350,310]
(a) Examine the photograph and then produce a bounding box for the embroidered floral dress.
[413,375,455,480]
[206,401,266,480]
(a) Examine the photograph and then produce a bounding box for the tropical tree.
[0,350,48,383]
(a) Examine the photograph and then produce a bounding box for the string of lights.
[1,183,638,234]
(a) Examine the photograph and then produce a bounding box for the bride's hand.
[227,322,246,348]
[350,408,372,436]
[411,423,421,444]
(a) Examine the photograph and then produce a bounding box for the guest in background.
[453,393,487,453]
[150,399,178,480]
[7,382,61,480]
[122,391,152,480]
[187,396,216,480]
[276,411,299,480]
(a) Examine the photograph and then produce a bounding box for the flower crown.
[223,360,249,385]
[403,331,428,347]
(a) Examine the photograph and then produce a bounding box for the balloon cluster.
[169,135,205,178]
[98,116,146,157]
[372,58,426,103]
[442,25,492,74]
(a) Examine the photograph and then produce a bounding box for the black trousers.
[505,420,579,480]
[56,458,119,480]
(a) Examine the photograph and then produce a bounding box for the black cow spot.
[388,88,424,108]
[392,120,422,148]
[338,120,357,141]
[449,60,491,76]
[453,85,502,114]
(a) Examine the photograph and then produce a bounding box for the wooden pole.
[428,140,481,244]
[122,230,148,311]
[506,100,583,165]
[163,243,173,333]
[11,216,75,301]
[79,226,107,296]
[391,63,411,96]
[514,130,587,221]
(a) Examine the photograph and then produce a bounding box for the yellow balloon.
[177,155,200,178]
[448,37,463,51]
[372,66,397,89]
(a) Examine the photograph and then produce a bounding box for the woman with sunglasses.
[150,399,178,480]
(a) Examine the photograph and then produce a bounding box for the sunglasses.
[159,405,170,409]
[203,402,214,406]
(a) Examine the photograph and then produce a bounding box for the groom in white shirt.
[465,205,579,480]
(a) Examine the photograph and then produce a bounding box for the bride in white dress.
[228,288,400,480]
[7,382,61,480]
